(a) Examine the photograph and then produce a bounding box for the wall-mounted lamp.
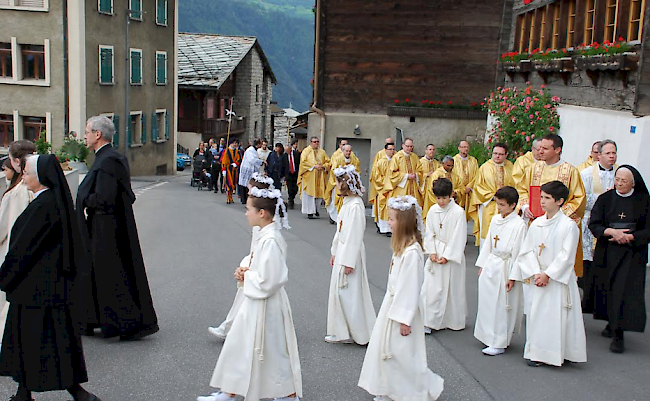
[353,124,361,136]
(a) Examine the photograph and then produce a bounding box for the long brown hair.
[8,140,36,174]
[389,206,423,256]
[2,158,20,197]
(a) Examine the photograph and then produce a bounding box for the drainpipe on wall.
[63,0,69,143]
[310,0,325,147]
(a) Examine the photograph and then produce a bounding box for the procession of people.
[0,113,647,401]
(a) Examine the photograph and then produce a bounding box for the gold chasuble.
[577,155,594,172]
[325,151,361,211]
[298,146,331,199]
[369,149,387,206]
[372,156,392,223]
[512,151,535,187]
[422,166,462,220]
[452,154,479,220]
[468,159,514,246]
[418,156,441,198]
[387,150,423,206]
[516,160,587,275]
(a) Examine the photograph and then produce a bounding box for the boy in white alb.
[510,181,587,367]
[326,165,376,344]
[422,178,468,332]
[474,186,527,355]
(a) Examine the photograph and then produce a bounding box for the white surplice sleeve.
[441,208,467,264]
[332,202,365,269]
[423,208,443,256]
[544,218,579,285]
[388,247,424,326]
[243,238,289,300]
[581,167,597,213]
[507,220,528,276]
[475,222,493,269]
[511,229,539,282]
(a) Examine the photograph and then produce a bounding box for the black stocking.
[67,384,90,400]
[14,386,32,400]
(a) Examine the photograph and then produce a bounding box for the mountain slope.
[179,0,315,111]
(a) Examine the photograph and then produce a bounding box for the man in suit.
[282,139,301,209]
[265,142,286,189]
[76,115,158,341]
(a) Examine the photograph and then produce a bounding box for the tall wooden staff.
[225,97,234,146]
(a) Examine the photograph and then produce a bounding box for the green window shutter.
[156,53,166,85]
[131,51,142,84]
[151,112,158,142]
[99,0,112,13]
[141,114,147,144]
[113,114,120,147]
[165,112,169,140]
[156,0,166,25]
[100,48,113,84]
[127,115,132,145]
[131,0,142,19]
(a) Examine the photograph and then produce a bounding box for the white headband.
[387,195,425,235]
[249,187,290,229]
[334,164,365,196]
[251,172,275,188]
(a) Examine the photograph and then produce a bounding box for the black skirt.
[0,303,88,391]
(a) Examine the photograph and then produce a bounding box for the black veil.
[36,155,86,275]
[616,164,649,196]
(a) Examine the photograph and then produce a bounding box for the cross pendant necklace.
[538,243,546,256]
[494,235,500,248]
[438,208,451,230]
[619,212,626,219]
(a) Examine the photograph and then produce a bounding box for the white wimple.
[249,187,290,229]
[387,195,425,235]
[333,164,365,196]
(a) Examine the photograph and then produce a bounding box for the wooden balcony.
[203,117,246,137]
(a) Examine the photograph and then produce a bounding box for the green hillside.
[179,0,315,111]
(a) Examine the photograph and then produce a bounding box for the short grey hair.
[442,155,454,163]
[342,144,352,151]
[87,116,115,141]
[598,139,617,153]
[532,138,541,147]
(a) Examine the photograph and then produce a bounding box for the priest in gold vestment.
[298,136,331,219]
[418,143,440,201]
[576,141,601,172]
[369,138,395,226]
[422,156,461,219]
[468,143,514,247]
[516,134,587,275]
[370,143,396,235]
[452,141,479,220]
[386,138,423,206]
[326,144,360,222]
[511,138,541,187]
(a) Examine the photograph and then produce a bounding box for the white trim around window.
[129,48,143,85]
[129,0,143,21]
[156,0,168,26]
[155,108,167,143]
[98,45,114,85]
[97,0,113,15]
[155,50,167,85]
[0,37,50,87]
[129,110,143,147]
[0,0,49,12]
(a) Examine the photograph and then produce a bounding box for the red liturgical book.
[529,186,544,218]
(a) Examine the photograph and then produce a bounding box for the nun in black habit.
[583,165,650,354]
[0,155,101,401]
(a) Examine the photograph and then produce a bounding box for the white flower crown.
[387,195,425,235]
[333,164,365,196]
[249,187,290,229]
[251,172,275,188]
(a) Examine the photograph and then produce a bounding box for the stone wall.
[234,46,272,144]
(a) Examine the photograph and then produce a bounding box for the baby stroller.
[191,153,209,190]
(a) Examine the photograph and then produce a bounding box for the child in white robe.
[474,186,526,356]
[326,165,376,344]
[358,195,444,401]
[510,181,587,367]
[422,178,467,332]
[208,174,273,340]
[198,187,302,401]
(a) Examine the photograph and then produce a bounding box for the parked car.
[177,153,191,171]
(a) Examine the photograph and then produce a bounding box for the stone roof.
[178,33,276,88]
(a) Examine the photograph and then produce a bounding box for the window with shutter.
[141,113,147,144]
[98,0,113,14]
[127,115,133,145]
[113,115,119,147]
[165,112,169,140]
[99,46,114,84]
[156,0,167,25]
[130,0,142,20]
[130,49,142,85]
[151,112,158,142]
[156,52,167,85]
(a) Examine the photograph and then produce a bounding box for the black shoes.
[610,330,625,353]
[601,324,613,338]
[526,359,543,367]
[386,232,392,237]
[329,217,336,225]
[307,214,316,219]
[315,210,320,217]
[288,200,295,210]
[119,324,159,341]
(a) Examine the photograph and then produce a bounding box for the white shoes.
[273,397,300,401]
[424,327,432,334]
[208,327,226,340]
[197,391,236,401]
[324,335,354,344]
[482,346,505,356]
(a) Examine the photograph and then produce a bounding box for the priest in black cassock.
[583,165,649,354]
[0,155,101,401]
[76,116,159,340]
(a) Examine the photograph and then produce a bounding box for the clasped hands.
[234,266,249,282]
[429,253,448,264]
[330,256,354,275]
[533,272,549,287]
[315,164,325,171]
[605,228,634,245]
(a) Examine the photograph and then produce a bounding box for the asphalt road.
[0,172,648,401]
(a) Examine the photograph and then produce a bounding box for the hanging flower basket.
[575,52,639,71]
